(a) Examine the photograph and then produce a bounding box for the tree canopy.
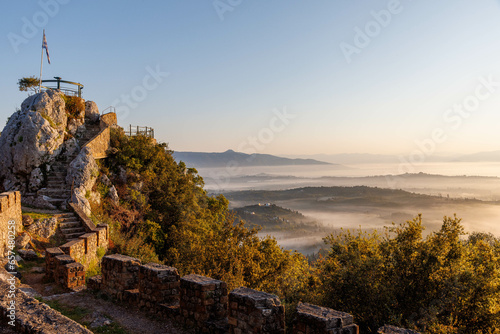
[18,76,39,93]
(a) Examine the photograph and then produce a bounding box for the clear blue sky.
[2,0,500,156]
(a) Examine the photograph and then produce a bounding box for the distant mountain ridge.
[173,150,333,167]
[454,150,500,162]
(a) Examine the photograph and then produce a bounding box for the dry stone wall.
[180,274,228,331]
[93,254,360,334]
[229,287,285,334]
[139,263,180,309]
[378,325,421,334]
[101,254,141,300]
[0,191,22,257]
[292,302,359,334]
[45,249,85,290]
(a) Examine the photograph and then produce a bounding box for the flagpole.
[39,30,45,93]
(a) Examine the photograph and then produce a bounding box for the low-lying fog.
[198,162,500,255]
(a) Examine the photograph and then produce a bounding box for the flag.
[42,30,50,64]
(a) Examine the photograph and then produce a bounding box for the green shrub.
[62,95,85,120]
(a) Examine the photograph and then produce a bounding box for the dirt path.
[51,291,188,334]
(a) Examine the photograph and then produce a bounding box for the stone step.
[47,175,66,180]
[64,232,86,239]
[50,165,68,170]
[39,188,71,194]
[59,221,81,229]
[60,227,86,234]
[57,214,78,221]
[45,198,67,204]
[45,182,67,188]
[50,171,66,177]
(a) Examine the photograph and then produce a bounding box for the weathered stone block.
[292,302,359,334]
[229,287,284,334]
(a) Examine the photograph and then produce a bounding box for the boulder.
[67,147,98,215]
[15,233,31,249]
[85,101,100,122]
[28,167,44,191]
[67,117,85,136]
[17,249,38,260]
[26,217,58,238]
[21,90,67,131]
[0,91,67,192]
[22,215,34,226]
[22,196,57,210]
[61,137,80,157]
[108,185,119,205]
[100,174,112,186]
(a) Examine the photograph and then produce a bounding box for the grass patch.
[38,298,129,334]
[93,322,128,334]
[42,299,89,323]
[17,257,45,274]
[22,211,54,220]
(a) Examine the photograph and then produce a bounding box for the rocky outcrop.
[25,217,58,239]
[67,147,99,215]
[85,101,100,122]
[0,90,117,212]
[0,90,85,193]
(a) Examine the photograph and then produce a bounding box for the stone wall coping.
[230,287,282,308]
[65,262,84,269]
[69,202,97,232]
[0,191,19,211]
[60,239,84,249]
[181,274,225,286]
[141,263,178,274]
[295,302,354,328]
[378,325,421,334]
[46,247,65,256]
[103,254,141,264]
[54,254,75,265]
[79,233,97,240]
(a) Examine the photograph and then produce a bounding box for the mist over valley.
[194,161,500,255]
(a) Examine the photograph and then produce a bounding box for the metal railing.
[101,106,116,115]
[125,125,155,138]
[41,76,84,97]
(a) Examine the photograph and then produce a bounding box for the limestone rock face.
[0,91,68,192]
[67,147,99,215]
[15,233,31,249]
[61,137,80,157]
[85,101,100,122]
[28,168,44,191]
[26,217,58,239]
[108,185,119,205]
[21,90,67,131]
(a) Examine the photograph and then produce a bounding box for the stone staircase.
[37,119,102,210]
[56,212,87,240]
[78,119,101,145]
[38,155,76,209]
[36,118,103,242]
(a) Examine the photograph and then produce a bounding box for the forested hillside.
[90,129,500,333]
